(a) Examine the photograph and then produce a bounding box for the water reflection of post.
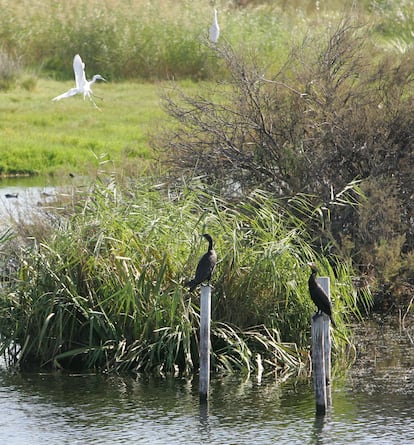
[199,285,211,402]
[311,277,332,415]
[311,413,329,445]
[198,399,211,440]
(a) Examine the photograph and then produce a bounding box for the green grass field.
[1,0,412,177]
[0,79,171,176]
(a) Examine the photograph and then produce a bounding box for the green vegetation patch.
[0,176,368,374]
[0,79,166,175]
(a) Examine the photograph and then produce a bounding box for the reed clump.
[3,0,411,82]
[0,176,368,374]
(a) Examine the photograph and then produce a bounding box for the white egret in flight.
[52,54,106,108]
[209,8,220,44]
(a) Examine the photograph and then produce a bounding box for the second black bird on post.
[308,262,336,328]
[186,234,217,292]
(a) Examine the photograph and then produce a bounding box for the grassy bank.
[0,79,170,176]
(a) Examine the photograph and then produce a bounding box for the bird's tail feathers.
[185,280,197,292]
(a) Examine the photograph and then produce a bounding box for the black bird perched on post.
[308,262,336,328]
[186,234,217,292]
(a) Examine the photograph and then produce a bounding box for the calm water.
[0,320,413,445]
[0,369,412,445]
[0,175,85,226]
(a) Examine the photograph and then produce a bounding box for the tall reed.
[0,176,370,374]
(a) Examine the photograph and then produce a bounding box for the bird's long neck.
[214,9,218,24]
[207,238,213,251]
[309,271,317,286]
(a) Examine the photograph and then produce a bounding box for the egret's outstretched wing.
[73,54,87,90]
[52,88,79,101]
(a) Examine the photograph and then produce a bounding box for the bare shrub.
[156,19,414,282]
[158,21,382,195]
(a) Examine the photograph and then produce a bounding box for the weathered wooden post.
[312,314,327,415]
[318,277,332,407]
[199,285,211,402]
[311,276,332,415]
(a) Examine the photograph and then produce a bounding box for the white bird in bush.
[209,8,220,44]
[52,54,106,107]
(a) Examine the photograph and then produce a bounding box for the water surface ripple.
[0,369,412,445]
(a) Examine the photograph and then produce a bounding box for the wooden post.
[199,285,211,402]
[312,314,326,415]
[318,277,332,407]
[311,276,332,415]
